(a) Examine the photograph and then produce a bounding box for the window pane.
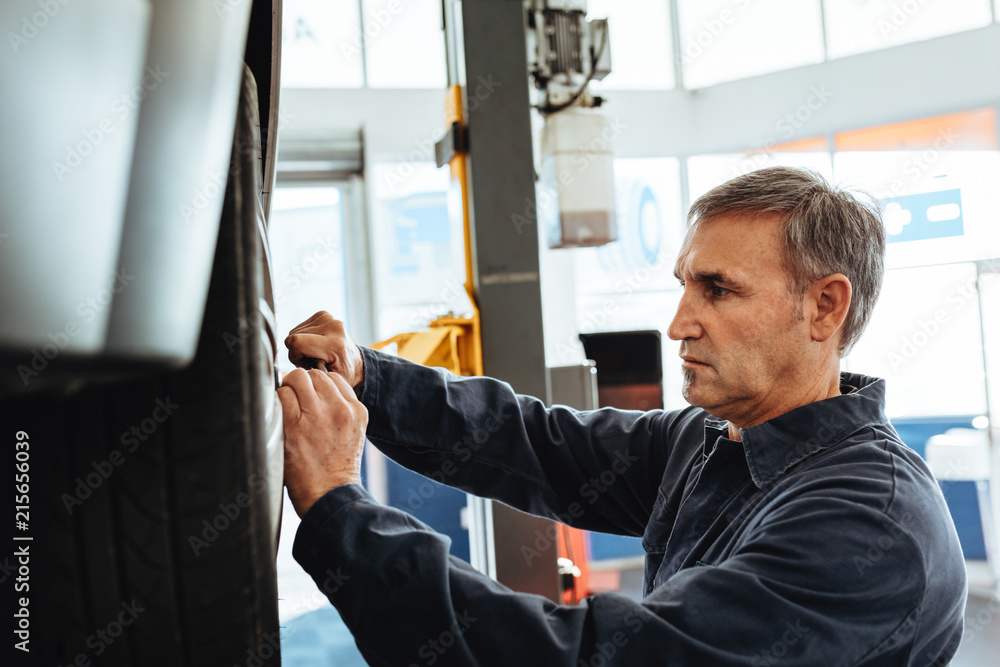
[282,0,365,88]
[844,263,987,419]
[981,271,1000,422]
[833,111,1000,270]
[587,0,675,90]
[272,187,365,664]
[269,186,349,374]
[678,0,824,89]
[362,0,446,89]
[824,0,993,60]
[834,149,1000,269]
[834,108,997,152]
[369,163,466,341]
[573,158,684,298]
[572,158,686,407]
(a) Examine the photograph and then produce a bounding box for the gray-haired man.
[280,166,966,666]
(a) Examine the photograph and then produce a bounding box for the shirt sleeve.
[356,346,677,537]
[293,483,951,667]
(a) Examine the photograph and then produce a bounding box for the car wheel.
[4,64,282,667]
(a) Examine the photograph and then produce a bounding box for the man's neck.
[726,369,844,441]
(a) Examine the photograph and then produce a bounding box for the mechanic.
[278,166,967,666]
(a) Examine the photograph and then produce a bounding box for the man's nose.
[667,291,701,341]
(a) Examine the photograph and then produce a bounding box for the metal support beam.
[448,0,560,602]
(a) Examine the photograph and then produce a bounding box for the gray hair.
[686,166,885,355]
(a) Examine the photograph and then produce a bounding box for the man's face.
[667,212,813,427]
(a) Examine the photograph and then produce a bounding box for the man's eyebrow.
[685,271,746,289]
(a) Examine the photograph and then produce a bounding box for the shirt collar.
[705,372,890,489]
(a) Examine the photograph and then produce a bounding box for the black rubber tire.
[3,66,281,666]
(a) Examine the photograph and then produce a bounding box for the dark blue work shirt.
[293,348,967,666]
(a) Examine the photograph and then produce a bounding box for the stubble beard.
[680,366,697,402]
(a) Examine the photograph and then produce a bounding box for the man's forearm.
[355,346,671,536]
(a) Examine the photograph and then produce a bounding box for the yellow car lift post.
[368,84,587,606]
[370,85,483,377]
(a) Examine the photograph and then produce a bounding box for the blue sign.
[881,188,964,244]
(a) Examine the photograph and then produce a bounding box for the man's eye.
[709,285,730,298]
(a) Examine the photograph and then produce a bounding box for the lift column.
[443,0,561,603]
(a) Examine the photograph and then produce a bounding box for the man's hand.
[279,368,368,518]
[284,311,364,388]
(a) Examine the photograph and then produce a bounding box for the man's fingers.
[284,313,332,348]
[280,368,321,413]
[302,310,329,325]
[276,385,302,424]
[286,333,334,367]
[288,314,345,338]
[327,372,368,429]
[288,311,330,335]
[308,368,343,403]
[328,372,360,404]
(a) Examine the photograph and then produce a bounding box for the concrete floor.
[951,589,1000,667]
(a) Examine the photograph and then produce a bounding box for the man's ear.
[806,273,852,345]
